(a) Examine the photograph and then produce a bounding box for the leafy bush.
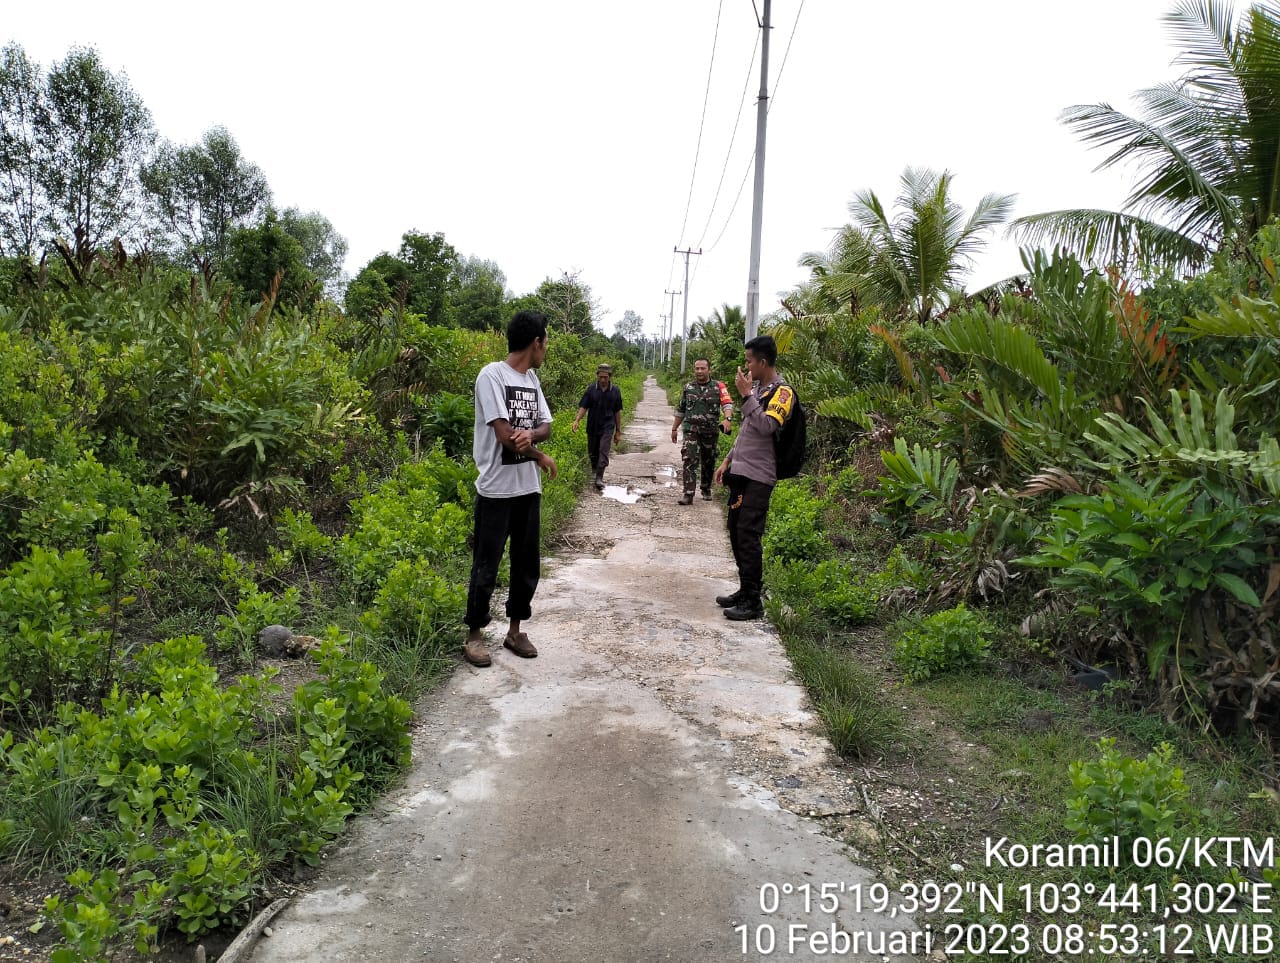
[768,546,926,628]
[892,603,993,683]
[417,390,474,458]
[163,823,259,937]
[0,450,171,563]
[359,558,465,648]
[213,581,302,659]
[276,508,332,562]
[1020,474,1273,680]
[877,437,962,523]
[763,480,829,563]
[1064,738,1189,849]
[337,454,473,595]
[0,546,110,709]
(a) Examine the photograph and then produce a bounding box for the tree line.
[0,42,645,342]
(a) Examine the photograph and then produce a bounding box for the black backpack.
[762,383,807,480]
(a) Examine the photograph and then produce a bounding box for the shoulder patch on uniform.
[765,385,794,425]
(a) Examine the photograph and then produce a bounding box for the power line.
[700,0,806,256]
[693,29,760,250]
[677,0,725,246]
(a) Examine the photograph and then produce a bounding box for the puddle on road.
[654,465,678,488]
[602,485,645,504]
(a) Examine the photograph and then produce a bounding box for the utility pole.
[664,288,681,364]
[674,246,701,373]
[745,0,771,343]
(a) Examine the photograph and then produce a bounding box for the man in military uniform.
[671,357,733,505]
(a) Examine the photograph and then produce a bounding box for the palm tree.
[1011,0,1280,271]
[817,167,1015,325]
[690,303,745,377]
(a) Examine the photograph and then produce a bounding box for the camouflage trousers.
[681,428,719,494]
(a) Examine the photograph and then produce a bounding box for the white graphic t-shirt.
[472,360,554,497]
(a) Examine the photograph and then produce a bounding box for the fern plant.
[877,437,962,523]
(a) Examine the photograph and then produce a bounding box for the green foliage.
[337,453,472,596]
[1020,475,1272,677]
[785,637,902,759]
[892,603,993,683]
[164,823,259,937]
[0,545,110,708]
[345,230,458,324]
[213,578,302,659]
[877,437,961,522]
[141,126,271,267]
[38,46,155,253]
[0,448,169,562]
[44,866,164,962]
[417,390,474,459]
[762,480,829,562]
[358,557,465,648]
[224,211,317,310]
[1064,738,1189,848]
[1086,388,1280,497]
[276,507,332,562]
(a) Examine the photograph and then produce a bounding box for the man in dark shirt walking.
[572,363,623,490]
[713,335,796,621]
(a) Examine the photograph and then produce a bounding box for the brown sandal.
[463,638,491,667]
[503,632,538,658]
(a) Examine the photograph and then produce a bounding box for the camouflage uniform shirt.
[677,379,733,433]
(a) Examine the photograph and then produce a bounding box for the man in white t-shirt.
[463,310,558,667]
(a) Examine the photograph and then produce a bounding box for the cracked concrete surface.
[249,377,920,963]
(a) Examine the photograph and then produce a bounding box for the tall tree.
[613,309,644,344]
[344,229,458,323]
[536,270,599,337]
[1012,0,1280,270]
[224,211,316,310]
[278,207,347,299]
[141,126,271,266]
[846,167,1015,324]
[37,47,154,255]
[0,43,45,258]
[449,255,506,330]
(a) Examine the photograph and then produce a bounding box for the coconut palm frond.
[1009,209,1210,272]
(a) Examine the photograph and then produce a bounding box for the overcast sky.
[7,1,1186,339]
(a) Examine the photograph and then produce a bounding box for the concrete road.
[249,377,921,963]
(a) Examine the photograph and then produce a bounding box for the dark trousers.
[681,429,718,494]
[465,492,541,630]
[587,429,614,474]
[725,473,773,603]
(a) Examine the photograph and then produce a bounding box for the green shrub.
[1064,738,1189,848]
[276,508,332,562]
[337,454,473,595]
[0,450,170,563]
[876,437,962,522]
[358,558,465,647]
[1021,474,1273,677]
[763,480,829,563]
[164,823,259,937]
[417,391,474,458]
[213,581,302,659]
[892,603,992,683]
[0,546,110,708]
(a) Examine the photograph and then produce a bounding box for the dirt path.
[249,377,919,963]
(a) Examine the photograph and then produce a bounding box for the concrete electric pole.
[744,0,771,343]
[674,247,702,374]
[664,288,681,364]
